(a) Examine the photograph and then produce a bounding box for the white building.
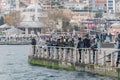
[115,1,120,13]
[64,2,87,10]
[107,0,115,13]
[19,4,46,35]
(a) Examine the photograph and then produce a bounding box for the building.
[71,11,90,24]
[69,0,80,3]
[88,0,107,13]
[40,2,52,10]
[115,1,120,13]
[0,0,10,14]
[107,0,115,13]
[19,4,46,35]
[64,2,87,10]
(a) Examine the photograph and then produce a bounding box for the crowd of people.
[31,32,120,65]
[44,34,98,63]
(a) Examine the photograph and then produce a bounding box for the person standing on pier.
[83,34,91,49]
[31,37,36,55]
[77,37,83,62]
[116,33,120,67]
[90,38,97,64]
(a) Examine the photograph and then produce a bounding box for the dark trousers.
[116,51,120,67]
[78,49,82,61]
[93,49,95,63]
[33,45,36,55]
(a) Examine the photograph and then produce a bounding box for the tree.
[4,11,24,27]
[39,9,72,33]
[51,0,64,9]
[49,9,72,31]
[74,24,79,31]
[94,12,103,18]
[84,6,88,10]
[39,17,49,33]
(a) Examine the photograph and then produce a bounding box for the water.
[0,45,117,80]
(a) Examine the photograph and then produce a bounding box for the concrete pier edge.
[28,56,76,71]
[28,55,120,78]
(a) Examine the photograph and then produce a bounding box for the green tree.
[74,24,79,31]
[94,12,103,18]
[84,6,88,10]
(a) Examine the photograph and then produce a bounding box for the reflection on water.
[0,45,117,80]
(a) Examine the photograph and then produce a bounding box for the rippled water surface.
[0,45,117,80]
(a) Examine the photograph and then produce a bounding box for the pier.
[28,45,120,78]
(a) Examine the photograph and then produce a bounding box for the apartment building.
[115,1,120,13]
[64,2,87,10]
[71,11,90,24]
[107,0,115,13]
[88,0,107,12]
[40,2,52,10]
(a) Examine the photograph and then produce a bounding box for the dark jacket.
[77,40,83,49]
[68,40,74,47]
[31,38,36,45]
[83,38,91,48]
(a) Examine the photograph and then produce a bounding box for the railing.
[31,45,120,67]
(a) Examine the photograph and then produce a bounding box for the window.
[108,7,113,9]
[108,1,113,3]
[29,9,35,12]
[104,11,107,13]
[80,14,84,16]
[104,4,106,6]
[108,4,113,6]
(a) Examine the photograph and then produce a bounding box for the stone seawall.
[28,56,76,71]
[28,55,120,78]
